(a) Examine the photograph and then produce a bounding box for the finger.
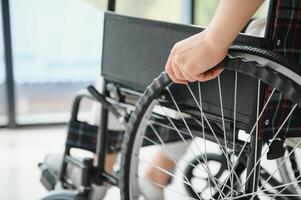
[170,67,189,84]
[165,56,178,82]
[196,68,224,82]
[176,63,197,82]
[199,68,224,82]
[172,67,189,84]
[172,62,193,82]
[165,57,188,84]
[172,52,197,82]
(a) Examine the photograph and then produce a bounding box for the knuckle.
[173,42,180,49]
[165,64,170,71]
[182,65,192,74]
[183,73,194,82]
[173,54,181,64]
[170,47,177,56]
[197,75,205,82]
[188,77,195,82]
[169,76,177,82]
[173,71,180,79]
[189,78,196,82]
[173,78,182,84]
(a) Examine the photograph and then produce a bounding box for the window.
[10,0,104,123]
[194,0,219,27]
[0,66,5,125]
[117,0,183,23]
[0,3,7,126]
[5,0,265,126]
[194,0,267,27]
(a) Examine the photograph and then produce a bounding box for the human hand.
[165,30,227,84]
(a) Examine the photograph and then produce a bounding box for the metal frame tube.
[107,0,116,12]
[96,80,110,177]
[1,0,16,128]
[264,0,277,50]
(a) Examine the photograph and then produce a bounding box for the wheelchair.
[39,1,301,200]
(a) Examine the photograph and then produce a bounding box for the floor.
[0,125,204,200]
[0,126,126,200]
[0,125,286,200]
[0,126,186,200]
[0,126,67,200]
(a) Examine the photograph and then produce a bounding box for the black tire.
[40,190,86,200]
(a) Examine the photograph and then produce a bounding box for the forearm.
[165,0,264,83]
[206,0,264,50]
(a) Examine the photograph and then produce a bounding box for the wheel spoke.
[142,135,205,174]
[244,104,298,191]
[157,102,191,146]
[231,71,238,198]
[249,116,300,200]
[198,81,212,197]
[273,169,301,199]
[138,176,200,200]
[147,121,203,199]
[217,76,234,199]
[264,173,301,199]
[139,158,192,186]
[222,88,276,196]
[166,86,228,198]
[186,84,243,190]
[217,76,231,175]
[252,79,261,193]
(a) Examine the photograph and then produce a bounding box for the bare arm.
[165,0,264,83]
[207,0,264,50]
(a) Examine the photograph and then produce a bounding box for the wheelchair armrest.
[62,155,95,189]
[64,155,93,168]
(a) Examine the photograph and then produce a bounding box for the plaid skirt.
[260,0,301,141]
[65,118,191,153]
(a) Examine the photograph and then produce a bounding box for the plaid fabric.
[66,118,188,153]
[66,119,124,153]
[260,0,301,141]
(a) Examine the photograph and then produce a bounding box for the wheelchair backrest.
[101,12,266,132]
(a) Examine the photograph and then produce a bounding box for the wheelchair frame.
[96,0,277,187]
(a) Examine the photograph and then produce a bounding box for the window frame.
[0,0,196,128]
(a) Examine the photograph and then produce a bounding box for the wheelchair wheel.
[40,190,87,200]
[184,153,230,199]
[277,145,301,195]
[119,45,301,200]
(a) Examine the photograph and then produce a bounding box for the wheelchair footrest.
[40,167,58,191]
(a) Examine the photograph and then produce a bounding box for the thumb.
[195,68,224,82]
